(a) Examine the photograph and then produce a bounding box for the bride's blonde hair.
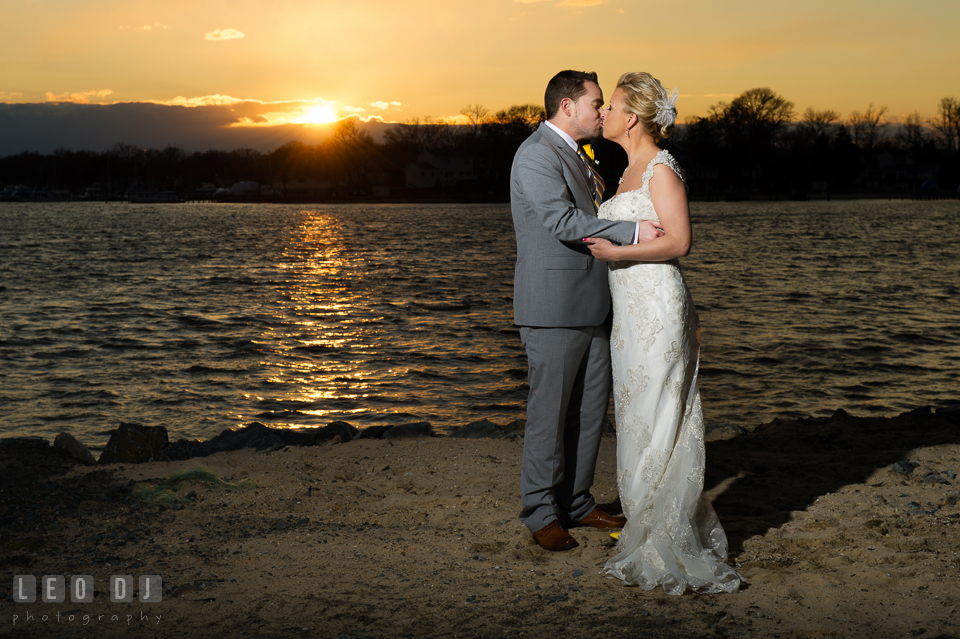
[617,72,676,143]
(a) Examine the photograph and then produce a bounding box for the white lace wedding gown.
[598,150,742,594]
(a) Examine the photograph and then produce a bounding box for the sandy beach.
[3,407,959,638]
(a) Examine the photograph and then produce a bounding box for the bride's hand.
[582,237,620,262]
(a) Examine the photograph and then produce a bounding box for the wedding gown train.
[598,150,742,594]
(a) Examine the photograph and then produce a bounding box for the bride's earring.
[625,128,630,138]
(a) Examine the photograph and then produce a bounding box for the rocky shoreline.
[2,406,959,638]
[42,417,529,467]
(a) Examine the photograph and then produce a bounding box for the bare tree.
[932,96,960,153]
[710,88,794,148]
[896,112,929,153]
[800,107,841,139]
[270,141,309,194]
[384,116,452,154]
[724,88,795,128]
[848,104,888,151]
[700,88,794,190]
[332,118,373,145]
[109,142,140,158]
[234,148,263,162]
[459,104,489,138]
[489,104,545,131]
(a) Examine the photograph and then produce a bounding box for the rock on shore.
[95,418,526,464]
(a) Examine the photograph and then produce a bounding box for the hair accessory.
[653,87,679,127]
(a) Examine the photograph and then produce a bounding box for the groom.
[510,70,659,551]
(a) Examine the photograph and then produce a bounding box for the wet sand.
[2,407,959,638]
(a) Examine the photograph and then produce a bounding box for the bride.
[583,72,743,594]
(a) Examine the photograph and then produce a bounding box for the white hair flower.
[653,87,678,127]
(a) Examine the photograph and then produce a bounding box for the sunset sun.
[297,105,337,125]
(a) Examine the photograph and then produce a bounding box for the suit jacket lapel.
[537,123,593,202]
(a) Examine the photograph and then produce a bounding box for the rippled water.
[687,199,960,422]
[0,200,957,447]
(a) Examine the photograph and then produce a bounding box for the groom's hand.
[636,220,665,243]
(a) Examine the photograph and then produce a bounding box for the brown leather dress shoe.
[574,507,627,529]
[532,521,579,551]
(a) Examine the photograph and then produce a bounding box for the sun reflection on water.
[259,211,417,427]
[245,205,527,432]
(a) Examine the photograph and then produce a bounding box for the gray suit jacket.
[510,123,637,327]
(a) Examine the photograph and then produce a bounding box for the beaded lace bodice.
[598,150,685,225]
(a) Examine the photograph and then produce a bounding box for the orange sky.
[1,0,958,127]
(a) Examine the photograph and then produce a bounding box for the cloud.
[335,113,389,125]
[44,89,114,104]
[513,0,551,2]
[234,115,270,125]
[370,101,402,110]
[205,28,245,41]
[0,101,399,155]
[0,92,23,101]
[143,95,347,127]
[139,23,168,31]
[151,94,247,107]
[28,93,401,126]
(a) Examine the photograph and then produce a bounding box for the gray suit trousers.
[519,324,612,533]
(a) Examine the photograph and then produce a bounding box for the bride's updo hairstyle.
[617,72,677,143]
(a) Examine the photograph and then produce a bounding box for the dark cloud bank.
[0,102,396,156]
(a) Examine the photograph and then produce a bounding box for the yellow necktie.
[577,144,605,209]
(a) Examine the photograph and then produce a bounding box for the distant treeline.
[2,90,959,201]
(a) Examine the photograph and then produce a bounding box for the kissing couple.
[510,70,743,594]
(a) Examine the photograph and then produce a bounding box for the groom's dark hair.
[544,70,599,120]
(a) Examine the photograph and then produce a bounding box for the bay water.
[1,200,957,448]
